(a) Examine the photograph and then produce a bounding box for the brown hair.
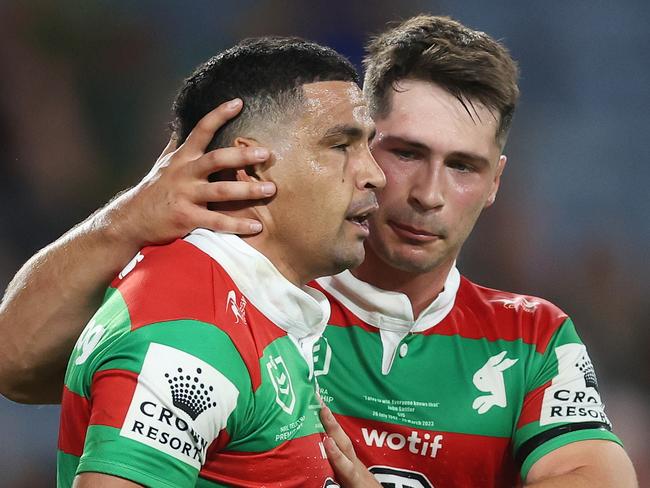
[363,15,520,146]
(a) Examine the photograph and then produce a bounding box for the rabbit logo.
[472,351,518,414]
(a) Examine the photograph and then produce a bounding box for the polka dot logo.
[166,366,218,420]
[120,343,240,467]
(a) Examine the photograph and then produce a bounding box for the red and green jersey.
[313,268,620,488]
[58,230,338,488]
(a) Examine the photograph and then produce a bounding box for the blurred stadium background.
[1,0,648,485]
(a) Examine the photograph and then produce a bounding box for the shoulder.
[109,239,237,331]
[452,276,570,353]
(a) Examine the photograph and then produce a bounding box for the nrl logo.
[226,290,247,325]
[266,354,296,414]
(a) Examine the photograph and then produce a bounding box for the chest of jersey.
[317,322,528,487]
[200,335,334,487]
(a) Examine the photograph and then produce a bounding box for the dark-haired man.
[53,37,384,487]
[0,16,637,488]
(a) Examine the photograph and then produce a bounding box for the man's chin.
[327,247,366,277]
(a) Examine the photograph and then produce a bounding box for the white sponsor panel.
[120,343,239,468]
[539,343,610,426]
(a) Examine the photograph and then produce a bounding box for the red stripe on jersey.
[517,380,552,429]
[113,241,216,330]
[200,432,333,487]
[426,278,567,353]
[59,387,90,456]
[335,413,519,488]
[113,239,288,391]
[312,278,566,353]
[89,369,138,428]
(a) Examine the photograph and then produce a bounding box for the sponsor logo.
[472,351,518,414]
[118,252,144,279]
[313,337,332,377]
[540,343,610,426]
[362,428,443,458]
[120,343,239,468]
[74,319,105,365]
[495,296,539,312]
[266,354,296,414]
[226,290,247,325]
[369,466,434,488]
[323,478,341,487]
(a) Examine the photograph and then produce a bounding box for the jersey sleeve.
[513,317,622,480]
[63,287,254,488]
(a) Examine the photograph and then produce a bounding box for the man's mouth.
[388,220,443,243]
[346,203,378,235]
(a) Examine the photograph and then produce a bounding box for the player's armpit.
[73,472,144,488]
[524,440,638,487]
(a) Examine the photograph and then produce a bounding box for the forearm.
[524,441,638,488]
[0,189,141,403]
[525,467,637,488]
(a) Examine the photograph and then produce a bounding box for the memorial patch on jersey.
[539,343,610,426]
[120,343,239,468]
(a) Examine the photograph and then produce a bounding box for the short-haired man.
[54,36,384,487]
[0,16,637,488]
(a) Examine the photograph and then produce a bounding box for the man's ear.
[233,136,263,181]
[485,154,507,208]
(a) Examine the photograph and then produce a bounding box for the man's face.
[366,79,506,274]
[262,80,385,280]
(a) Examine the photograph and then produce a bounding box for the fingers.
[197,181,276,203]
[159,133,178,159]
[180,98,243,157]
[321,406,356,459]
[193,207,263,235]
[191,146,270,178]
[323,436,357,484]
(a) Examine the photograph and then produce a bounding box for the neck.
[352,244,455,318]
[242,233,308,287]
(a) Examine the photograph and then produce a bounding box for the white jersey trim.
[184,229,330,342]
[316,266,460,374]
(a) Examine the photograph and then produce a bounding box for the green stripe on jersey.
[227,335,324,452]
[321,324,539,437]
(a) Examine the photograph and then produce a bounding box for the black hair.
[172,36,359,149]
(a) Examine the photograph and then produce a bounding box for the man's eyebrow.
[446,151,490,167]
[378,135,490,166]
[378,135,430,152]
[322,124,364,140]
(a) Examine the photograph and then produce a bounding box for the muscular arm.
[0,99,275,403]
[73,473,143,488]
[525,440,638,487]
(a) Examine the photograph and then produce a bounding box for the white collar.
[316,265,460,375]
[316,265,460,333]
[184,229,331,341]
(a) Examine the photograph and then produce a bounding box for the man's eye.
[392,149,417,160]
[332,143,349,151]
[448,161,474,172]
